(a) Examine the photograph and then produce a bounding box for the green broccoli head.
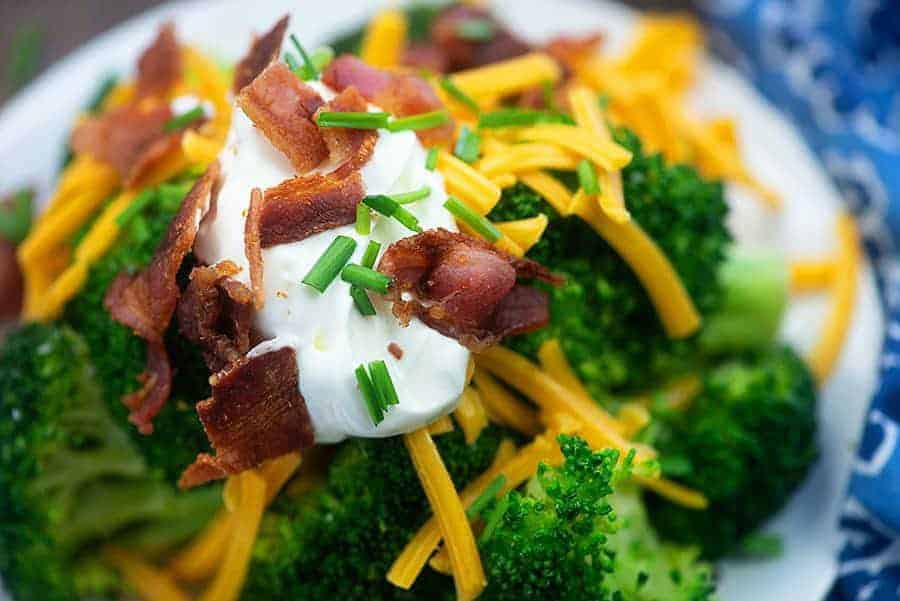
[63,178,212,483]
[244,427,505,600]
[646,346,817,558]
[489,129,731,395]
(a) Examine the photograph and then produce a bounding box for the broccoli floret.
[489,129,731,395]
[646,346,817,558]
[0,324,219,600]
[244,427,504,600]
[63,178,211,483]
[477,436,715,601]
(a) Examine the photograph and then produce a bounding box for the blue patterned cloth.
[698,1,900,599]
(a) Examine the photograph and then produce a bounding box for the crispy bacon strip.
[177,261,254,373]
[377,229,560,350]
[233,15,290,94]
[259,171,364,248]
[245,188,265,309]
[428,5,531,72]
[322,55,455,146]
[315,86,378,177]
[136,22,183,98]
[105,162,220,433]
[0,239,22,320]
[237,62,328,173]
[179,347,314,488]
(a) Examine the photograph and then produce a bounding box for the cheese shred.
[438,150,502,215]
[472,367,541,436]
[494,214,549,253]
[104,546,191,601]
[360,9,408,68]
[450,52,561,100]
[791,259,837,293]
[454,386,490,444]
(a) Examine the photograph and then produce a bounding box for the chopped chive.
[290,34,319,80]
[115,188,156,227]
[355,365,383,424]
[350,285,377,316]
[0,189,33,244]
[425,147,439,171]
[363,195,422,233]
[392,186,431,204]
[316,111,390,129]
[453,125,481,163]
[480,495,510,543]
[310,46,335,73]
[477,108,574,129]
[341,264,392,294]
[541,80,557,112]
[164,106,205,132]
[87,75,119,114]
[391,207,423,232]
[285,52,301,74]
[444,196,501,243]
[355,203,371,235]
[440,77,479,114]
[387,110,450,133]
[361,240,381,268]
[302,235,357,293]
[369,360,400,407]
[577,159,600,195]
[455,18,496,41]
[466,475,507,519]
[597,93,610,110]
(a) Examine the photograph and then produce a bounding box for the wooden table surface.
[0,0,694,104]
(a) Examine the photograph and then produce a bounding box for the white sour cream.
[194,82,470,444]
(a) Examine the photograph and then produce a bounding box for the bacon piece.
[105,162,220,433]
[177,261,254,373]
[136,22,183,98]
[259,171,364,248]
[233,15,290,94]
[428,5,531,72]
[401,43,450,74]
[388,342,404,360]
[323,55,454,146]
[544,33,603,74]
[315,86,378,177]
[0,239,22,320]
[179,347,314,488]
[245,188,265,309]
[377,229,560,350]
[237,62,328,173]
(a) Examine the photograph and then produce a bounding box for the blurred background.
[0,0,690,104]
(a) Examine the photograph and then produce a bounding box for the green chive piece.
[369,360,400,407]
[355,203,371,235]
[455,18,495,41]
[164,106,205,132]
[115,188,156,227]
[363,195,422,233]
[425,147,440,171]
[454,125,481,164]
[444,196,501,243]
[341,264,392,294]
[0,189,33,244]
[355,365,383,424]
[386,110,450,133]
[302,235,357,293]
[285,52,302,74]
[392,186,431,205]
[391,207,423,233]
[350,285,377,317]
[87,75,119,114]
[577,159,600,195]
[477,108,574,129]
[466,475,507,519]
[440,77,479,114]
[597,93,610,110]
[361,240,382,268]
[541,80,557,112]
[316,111,390,129]
[310,46,335,73]
[290,34,319,80]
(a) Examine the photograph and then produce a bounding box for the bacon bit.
[233,15,290,94]
[315,86,379,177]
[136,22,183,98]
[245,188,265,309]
[428,5,531,72]
[377,229,560,350]
[259,171,364,248]
[179,347,315,488]
[105,162,220,433]
[388,342,404,360]
[323,55,455,146]
[401,43,450,73]
[177,261,254,373]
[237,62,328,173]
[544,33,603,74]
[0,240,22,320]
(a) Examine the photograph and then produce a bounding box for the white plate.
[0,1,884,600]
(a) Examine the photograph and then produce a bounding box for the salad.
[0,3,861,601]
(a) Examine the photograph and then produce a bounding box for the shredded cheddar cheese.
[169,511,236,582]
[454,386,489,444]
[791,259,837,293]
[617,402,651,438]
[450,52,561,100]
[494,214,548,253]
[403,428,486,601]
[518,171,575,216]
[514,124,633,173]
[635,474,709,510]
[360,8,408,68]
[478,142,581,177]
[103,546,191,601]
[437,150,502,215]
[472,367,541,436]
[809,214,860,382]
[428,414,456,436]
[489,173,518,189]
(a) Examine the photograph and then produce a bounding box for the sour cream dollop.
[194,81,470,443]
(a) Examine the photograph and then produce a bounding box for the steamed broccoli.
[244,427,504,600]
[489,129,730,395]
[477,436,715,601]
[646,346,817,558]
[0,324,219,601]
[63,178,211,483]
